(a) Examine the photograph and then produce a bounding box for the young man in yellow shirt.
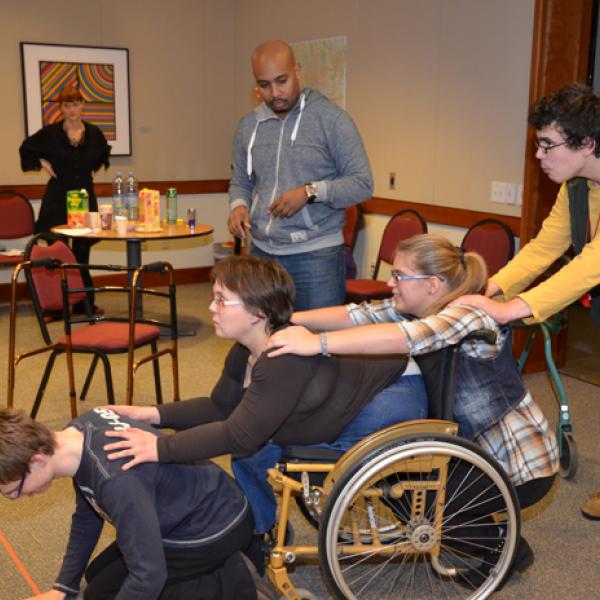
[455,83,600,520]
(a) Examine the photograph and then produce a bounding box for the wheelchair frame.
[263,332,522,600]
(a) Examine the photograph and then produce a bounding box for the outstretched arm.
[291,305,355,331]
[268,323,408,357]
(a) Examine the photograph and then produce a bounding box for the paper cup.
[85,212,101,231]
[115,215,128,235]
[99,204,113,230]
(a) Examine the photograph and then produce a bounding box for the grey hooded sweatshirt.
[229,88,373,255]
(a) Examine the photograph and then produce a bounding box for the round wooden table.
[51,221,213,269]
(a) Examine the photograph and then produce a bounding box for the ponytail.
[395,234,488,315]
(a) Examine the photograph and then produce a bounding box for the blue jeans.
[232,373,428,534]
[251,244,345,311]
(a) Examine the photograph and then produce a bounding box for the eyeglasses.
[390,270,441,283]
[1,472,27,500]
[534,139,568,154]
[210,294,244,309]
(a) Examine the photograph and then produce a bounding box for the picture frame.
[20,42,131,156]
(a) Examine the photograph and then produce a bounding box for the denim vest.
[567,177,600,327]
[452,328,527,439]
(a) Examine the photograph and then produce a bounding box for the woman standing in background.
[19,85,111,314]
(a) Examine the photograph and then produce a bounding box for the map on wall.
[291,36,347,109]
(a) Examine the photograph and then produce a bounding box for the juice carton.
[138,188,161,229]
[66,189,89,228]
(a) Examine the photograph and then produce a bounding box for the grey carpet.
[1,284,599,599]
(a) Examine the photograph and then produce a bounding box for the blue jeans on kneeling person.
[232,373,428,534]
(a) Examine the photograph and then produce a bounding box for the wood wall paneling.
[518,0,595,372]
[522,0,595,244]
[0,180,230,200]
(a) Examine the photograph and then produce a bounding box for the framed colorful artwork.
[20,42,131,155]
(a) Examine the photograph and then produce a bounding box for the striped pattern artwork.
[39,61,116,140]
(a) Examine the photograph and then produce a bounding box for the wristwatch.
[304,182,318,204]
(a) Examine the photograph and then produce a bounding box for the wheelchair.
[263,331,521,599]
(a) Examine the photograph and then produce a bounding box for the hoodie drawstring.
[290,93,305,144]
[246,121,259,178]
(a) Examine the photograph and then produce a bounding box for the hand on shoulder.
[103,427,159,470]
[266,325,320,357]
[449,295,532,325]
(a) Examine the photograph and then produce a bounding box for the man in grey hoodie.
[228,40,373,310]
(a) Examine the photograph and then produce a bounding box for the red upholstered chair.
[460,218,515,277]
[7,232,179,418]
[0,190,35,268]
[345,209,428,302]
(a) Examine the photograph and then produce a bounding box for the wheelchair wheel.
[559,431,578,479]
[318,433,520,600]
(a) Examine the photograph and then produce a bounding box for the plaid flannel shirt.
[346,300,559,484]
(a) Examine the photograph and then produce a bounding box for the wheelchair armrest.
[280,446,344,463]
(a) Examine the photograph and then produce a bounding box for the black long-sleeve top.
[19,121,110,231]
[156,330,407,463]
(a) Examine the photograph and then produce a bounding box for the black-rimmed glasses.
[1,472,27,499]
[534,139,568,154]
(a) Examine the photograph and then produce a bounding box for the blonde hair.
[396,234,488,315]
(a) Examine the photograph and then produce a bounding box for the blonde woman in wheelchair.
[268,233,559,597]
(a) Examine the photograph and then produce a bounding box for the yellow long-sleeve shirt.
[492,181,600,322]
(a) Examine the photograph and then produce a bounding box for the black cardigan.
[19,121,110,231]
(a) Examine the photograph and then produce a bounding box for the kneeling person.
[0,408,257,600]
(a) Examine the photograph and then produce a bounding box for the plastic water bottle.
[167,188,178,224]
[112,172,125,217]
[125,171,139,222]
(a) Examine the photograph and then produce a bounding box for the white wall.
[232,0,533,218]
[1,0,535,283]
[1,0,236,185]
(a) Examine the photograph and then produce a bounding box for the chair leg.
[31,350,59,419]
[151,341,163,405]
[64,343,78,419]
[171,349,180,402]
[98,354,116,405]
[80,355,100,401]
